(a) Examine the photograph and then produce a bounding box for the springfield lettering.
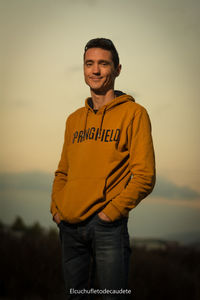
[72,128,121,143]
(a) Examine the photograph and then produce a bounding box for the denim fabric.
[58,213,131,300]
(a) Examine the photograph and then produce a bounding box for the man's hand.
[98,211,111,222]
[53,213,61,225]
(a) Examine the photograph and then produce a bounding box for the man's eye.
[86,63,92,66]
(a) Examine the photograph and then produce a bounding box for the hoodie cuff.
[102,202,122,221]
[50,201,58,218]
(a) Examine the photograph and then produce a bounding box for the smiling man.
[51,38,156,299]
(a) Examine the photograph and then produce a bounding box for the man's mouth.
[90,77,102,81]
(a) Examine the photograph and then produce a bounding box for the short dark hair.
[84,38,120,69]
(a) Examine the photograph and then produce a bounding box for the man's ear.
[115,64,122,77]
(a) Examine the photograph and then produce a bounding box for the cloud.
[2,98,32,110]
[66,65,82,73]
[0,172,199,200]
[73,0,97,6]
[0,171,199,230]
[0,172,53,192]
[152,176,200,200]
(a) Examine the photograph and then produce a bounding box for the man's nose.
[92,63,100,74]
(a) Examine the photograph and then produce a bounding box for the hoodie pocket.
[55,177,107,223]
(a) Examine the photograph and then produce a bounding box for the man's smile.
[90,77,102,80]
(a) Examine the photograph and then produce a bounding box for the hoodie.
[51,92,156,223]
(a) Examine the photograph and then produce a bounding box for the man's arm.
[102,107,156,221]
[50,120,69,223]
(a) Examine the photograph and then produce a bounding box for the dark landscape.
[0,217,200,300]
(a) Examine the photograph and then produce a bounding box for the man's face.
[84,48,121,93]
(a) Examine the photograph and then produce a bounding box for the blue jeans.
[58,213,131,299]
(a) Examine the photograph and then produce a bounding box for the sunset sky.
[1,0,200,240]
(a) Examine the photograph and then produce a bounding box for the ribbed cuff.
[50,201,58,218]
[102,202,122,221]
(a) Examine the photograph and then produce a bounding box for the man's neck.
[90,89,115,110]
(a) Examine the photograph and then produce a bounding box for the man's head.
[84,38,120,69]
[84,38,121,94]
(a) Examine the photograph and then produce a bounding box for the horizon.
[1,170,200,242]
[1,212,200,246]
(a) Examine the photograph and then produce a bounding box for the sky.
[1,0,200,240]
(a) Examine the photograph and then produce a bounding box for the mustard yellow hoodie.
[51,92,156,223]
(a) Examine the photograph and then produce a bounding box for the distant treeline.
[0,217,199,300]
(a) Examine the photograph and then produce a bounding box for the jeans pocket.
[96,214,124,227]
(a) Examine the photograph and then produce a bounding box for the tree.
[11,216,26,232]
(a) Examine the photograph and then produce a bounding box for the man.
[51,38,156,299]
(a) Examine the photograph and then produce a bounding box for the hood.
[84,90,135,132]
[85,90,135,112]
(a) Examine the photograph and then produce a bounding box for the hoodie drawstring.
[84,106,106,137]
[84,108,89,133]
[99,107,106,135]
